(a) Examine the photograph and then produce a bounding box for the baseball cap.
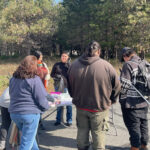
[120,47,133,62]
[121,47,132,56]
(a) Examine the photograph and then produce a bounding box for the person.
[119,47,149,150]
[0,88,11,150]
[68,41,121,150]
[33,50,50,89]
[33,50,50,130]
[51,51,72,126]
[8,55,50,150]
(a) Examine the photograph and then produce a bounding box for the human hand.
[54,98,61,105]
[48,101,53,106]
[46,94,55,102]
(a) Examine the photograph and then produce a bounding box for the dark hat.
[121,47,132,56]
[120,47,133,62]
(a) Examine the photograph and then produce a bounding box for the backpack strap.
[127,60,139,85]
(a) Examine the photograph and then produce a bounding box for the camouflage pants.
[76,108,109,150]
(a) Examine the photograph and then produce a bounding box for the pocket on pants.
[102,118,109,131]
[91,111,109,132]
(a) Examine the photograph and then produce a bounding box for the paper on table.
[57,93,72,106]
[49,92,72,107]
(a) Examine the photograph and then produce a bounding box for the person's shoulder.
[99,58,109,64]
[125,61,132,66]
[42,62,48,67]
[57,62,62,65]
[33,75,41,81]
[122,61,132,71]
[26,76,41,84]
[97,59,118,73]
[9,77,20,84]
[70,58,80,66]
[53,62,62,67]
[97,58,113,67]
[125,58,138,68]
[9,77,15,86]
[26,76,44,90]
[9,77,14,82]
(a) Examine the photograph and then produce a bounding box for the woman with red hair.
[9,55,50,150]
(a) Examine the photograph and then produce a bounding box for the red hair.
[13,55,38,79]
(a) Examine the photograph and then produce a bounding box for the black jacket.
[51,62,70,88]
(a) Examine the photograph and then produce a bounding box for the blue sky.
[55,0,63,3]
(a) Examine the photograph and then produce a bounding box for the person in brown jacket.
[68,41,121,150]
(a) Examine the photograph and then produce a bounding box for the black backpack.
[131,60,150,97]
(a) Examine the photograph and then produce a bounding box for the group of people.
[0,50,72,150]
[0,41,149,150]
[67,42,149,150]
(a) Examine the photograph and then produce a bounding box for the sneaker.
[0,140,6,150]
[65,122,72,127]
[54,122,61,126]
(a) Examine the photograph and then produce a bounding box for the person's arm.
[50,63,62,80]
[43,62,50,80]
[32,77,50,111]
[37,67,48,81]
[50,63,57,78]
[120,63,132,95]
[67,65,73,97]
[109,65,121,104]
[120,63,132,81]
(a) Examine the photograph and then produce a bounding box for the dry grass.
[0,57,58,95]
[0,56,149,95]
[0,57,119,95]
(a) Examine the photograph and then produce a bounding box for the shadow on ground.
[39,132,76,149]
[106,145,130,150]
[39,120,76,133]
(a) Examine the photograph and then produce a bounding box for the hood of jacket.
[79,54,100,66]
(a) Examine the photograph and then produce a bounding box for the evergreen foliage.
[0,0,150,58]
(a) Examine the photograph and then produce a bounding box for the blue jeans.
[56,105,72,123]
[55,87,72,124]
[10,114,40,150]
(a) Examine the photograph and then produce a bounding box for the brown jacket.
[68,54,121,111]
